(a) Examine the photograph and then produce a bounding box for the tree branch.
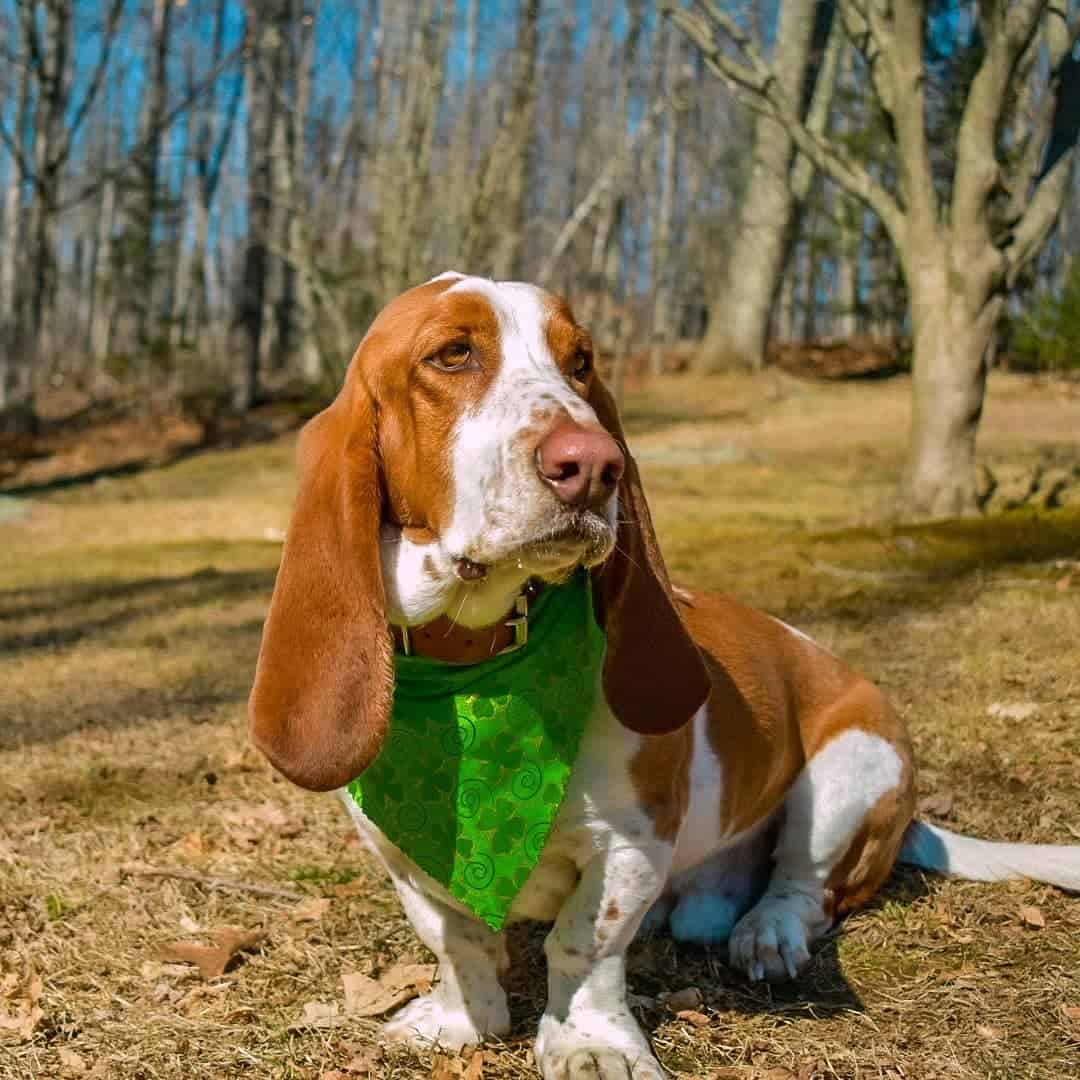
[539,99,666,287]
[1005,21,1080,282]
[56,0,126,168]
[57,40,245,212]
[667,1,904,239]
[953,0,1046,237]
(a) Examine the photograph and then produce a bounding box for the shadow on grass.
[0,565,277,750]
[776,509,1080,627]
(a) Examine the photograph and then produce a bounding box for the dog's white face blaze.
[381,275,617,630]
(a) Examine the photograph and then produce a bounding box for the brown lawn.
[2,371,1079,1080]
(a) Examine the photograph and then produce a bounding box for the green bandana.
[347,572,605,931]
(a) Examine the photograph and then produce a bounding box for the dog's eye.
[425,342,474,373]
[570,349,592,382]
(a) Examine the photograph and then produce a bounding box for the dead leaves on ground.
[917,791,955,818]
[0,968,43,1043]
[290,896,331,923]
[167,800,305,859]
[293,963,438,1031]
[156,925,265,979]
[1018,903,1047,929]
[343,963,437,1017]
[320,1047,484,1080]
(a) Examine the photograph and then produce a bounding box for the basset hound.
[249,273,1080,1080]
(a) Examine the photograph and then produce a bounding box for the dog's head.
[248,273,709,791]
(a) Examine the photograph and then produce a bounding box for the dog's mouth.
[453,511,615,583]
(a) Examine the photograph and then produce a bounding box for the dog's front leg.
[380,869,510,1052]
[536,842,671,1080]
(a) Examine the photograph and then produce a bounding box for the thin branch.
[56,0,126,167]
[539,99,666,287]
[668,1,904,238]
[125,867,301,901]
[57,40,245,212]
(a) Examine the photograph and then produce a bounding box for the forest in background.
[1,0,1079,515]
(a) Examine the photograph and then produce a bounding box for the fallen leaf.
[1062,1005,1080,1022]
[431,1055,463,1080]
[221,801,304,846]
[342,1048,381,1074]
[222,748,259,772]
[663,987,703,1011]
[463,1049,484,1080]
[171,831,207,858]
[58,1049,88,1076]
[0,971,43,1042]
[341,963,437,1017]
[1019,904,1046,929]
[320,1072,350,1080]
[330,879,368,898]
[156,925,265,979]
[289,1000,344,1031]
[988,701,1040,721]
[976,1024,1005,1041]
[675,1008,710,1028]
[917,792,954,818]
[291,897,331,923]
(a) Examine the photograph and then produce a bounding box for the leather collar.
[391,580,545,665]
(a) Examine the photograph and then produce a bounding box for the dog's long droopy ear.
[588,375,710,734]
[248,374,392,792]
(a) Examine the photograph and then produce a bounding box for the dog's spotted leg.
[380,870,510,1051]
[536,842,671,1080]
[728,728,910,982]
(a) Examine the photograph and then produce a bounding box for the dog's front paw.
[728,892,826,982]
[535,1010,664,1080]
[383,988,509,1052]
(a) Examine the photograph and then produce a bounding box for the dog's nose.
[537,422,625,509]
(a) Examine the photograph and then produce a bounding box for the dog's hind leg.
[728,724,914,982]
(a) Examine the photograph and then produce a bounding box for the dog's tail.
[899,820,1080,892]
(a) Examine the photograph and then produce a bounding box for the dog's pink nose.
[537,422,625,509]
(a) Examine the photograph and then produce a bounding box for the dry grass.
[2,371,1079,1080]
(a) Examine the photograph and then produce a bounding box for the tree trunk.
[904,264,997,519]
[234,1,286,411]
[489,0,541,280]
[89,176,119,376]
[695,0,831,372]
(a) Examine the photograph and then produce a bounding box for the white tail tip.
[899,820,1080,893]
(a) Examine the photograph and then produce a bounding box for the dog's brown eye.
[425,343,474,373]
[571,349,592,382]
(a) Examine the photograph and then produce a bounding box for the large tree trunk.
[233,1,286,411]
[904,260,998,519]
[695,0,831,372]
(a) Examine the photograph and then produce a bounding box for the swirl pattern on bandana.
[347,572,603,931]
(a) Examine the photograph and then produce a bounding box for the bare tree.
[671,0,1080,517]
[694,0,838,372]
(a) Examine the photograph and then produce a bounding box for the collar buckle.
[496,593,530,656]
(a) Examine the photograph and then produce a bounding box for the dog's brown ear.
[248,369,392,791]
[587,375,710,734]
